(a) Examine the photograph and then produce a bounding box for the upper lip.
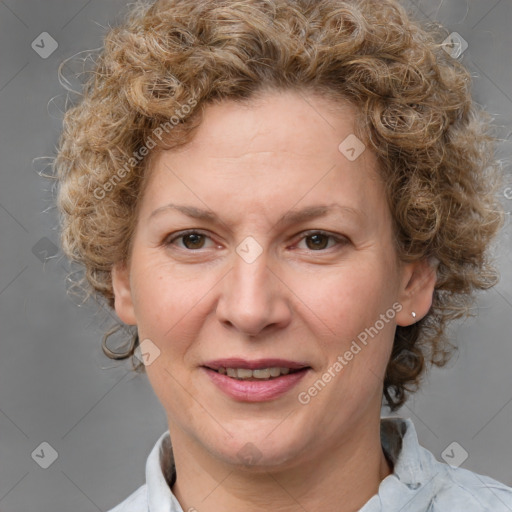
[203,358,310,371]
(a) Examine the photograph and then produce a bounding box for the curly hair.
[54,0,504,411]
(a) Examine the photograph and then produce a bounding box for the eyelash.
[164,229,348,252]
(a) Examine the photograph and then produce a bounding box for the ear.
[111,261,137,325]
[395,257,438,327]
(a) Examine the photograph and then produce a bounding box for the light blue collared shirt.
[107,417,512,511]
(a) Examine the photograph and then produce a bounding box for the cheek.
[130,257,218,363]
[289,258,398,389]
[132,256,198,319]
[290,260,394,336]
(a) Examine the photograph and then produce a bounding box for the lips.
[203,358,309,371]
[201,358,311,402]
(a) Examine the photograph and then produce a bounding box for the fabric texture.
[107,417,512,511]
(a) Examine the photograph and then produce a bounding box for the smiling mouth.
[206,366,308,381]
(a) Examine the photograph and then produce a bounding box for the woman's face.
[113,90,433,469]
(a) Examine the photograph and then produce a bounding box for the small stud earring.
[411,312,417,318]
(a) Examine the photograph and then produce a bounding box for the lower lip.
[202,367,309,402]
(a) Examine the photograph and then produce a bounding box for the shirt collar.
[146,430,182,512]
[381,416,437,486]
[360,416,442,512]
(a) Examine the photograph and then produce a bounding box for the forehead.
[177,90,361,157]
[141,90,386,226]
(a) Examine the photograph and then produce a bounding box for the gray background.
[0,0,511,510]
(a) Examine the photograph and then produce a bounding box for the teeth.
[253,368,270,379]
[216,367,297,380]
[237,368,253,379]
[269,367,281,377]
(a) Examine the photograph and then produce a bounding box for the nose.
[215,250,292,337]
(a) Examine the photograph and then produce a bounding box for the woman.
[54,0,512,510]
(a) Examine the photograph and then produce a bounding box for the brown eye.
[305,233,330,250]
[296,231,348,252]
[181,233,206,249]
[165,230,214,250]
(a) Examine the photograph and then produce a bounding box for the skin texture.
[112,90,436,511]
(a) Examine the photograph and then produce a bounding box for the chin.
[205,428,310,471]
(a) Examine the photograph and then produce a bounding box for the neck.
[169,413,392,512]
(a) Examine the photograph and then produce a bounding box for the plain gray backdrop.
[1,0,511,510]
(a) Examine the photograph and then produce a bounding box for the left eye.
[165,230,346,251]
[295,231,346,251]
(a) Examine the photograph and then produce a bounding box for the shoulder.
[431,463,512,510]
[105,484,147,512]
[106,429,178,512]
[378,417,512,511]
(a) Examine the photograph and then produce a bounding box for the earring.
[411,312,417,319]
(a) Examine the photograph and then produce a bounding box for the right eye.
[164,230,217,250]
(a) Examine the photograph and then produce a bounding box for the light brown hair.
[54,0,504,410]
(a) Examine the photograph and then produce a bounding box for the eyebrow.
[148,203,365,226]
[276,204,365,226]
